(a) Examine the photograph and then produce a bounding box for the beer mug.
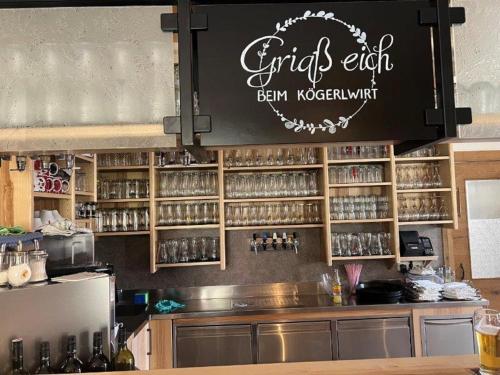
[475,309,500,374]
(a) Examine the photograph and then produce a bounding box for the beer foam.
[476,324,500,336]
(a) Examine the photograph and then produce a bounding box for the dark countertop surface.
[115,283,487,334]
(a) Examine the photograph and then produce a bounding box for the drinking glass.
[158,241,167,263]
[332,233,342,257]
[199,237,209,261]
[475,309,500,374]
[179,239,189,263]
[209,237,220,261]
[189,237,199,262]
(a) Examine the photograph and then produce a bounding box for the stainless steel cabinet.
[175,325,253,368]
[257,321,332,363]
[336,317,412,360]
[421,317,476,357]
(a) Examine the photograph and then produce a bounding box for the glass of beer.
[475,309,500,374]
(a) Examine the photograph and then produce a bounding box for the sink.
[231,296,305,310]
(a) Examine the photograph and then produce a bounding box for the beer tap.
[261,233,269,251]
[250,233,258,255]
[282,232,288,250]
[292,232,299,254]
[271,232,278,250]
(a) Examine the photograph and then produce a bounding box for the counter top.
[148,294,487,320]
[116,282,487,325]
[112,355,479,375]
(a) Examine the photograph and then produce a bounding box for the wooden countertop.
[111,356,479,375]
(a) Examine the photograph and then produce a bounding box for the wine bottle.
[59,336,83,373]
[10,338,29,375]
[34,342,55,374]
[112,328,135,371]
[84,332,111,372]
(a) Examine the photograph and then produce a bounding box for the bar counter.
[110,355,479,375]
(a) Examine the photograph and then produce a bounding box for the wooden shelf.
[155,196,219,202]
[224,196,324,203]
[328,158,390,164]
[396,188,452,194]
[224,164,323,171]
[75,154,95,163]
[395,156,449,162]
[97,166,149,171]
[331,255,395,261]
[156,163,218,169]
[329,182,392,188]
[156,261,221,268]
[33,192,72,200]
[472,113,500,125]
[95,231,150,237]
[156,224,220,230]
[75,191,95,197]
[225,224,323,231]
[399,256,438,262]
[97,198,150,203]
[398,220,453,226]
[330,218,393,224]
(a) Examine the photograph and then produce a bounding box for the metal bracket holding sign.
[395,0,472,155]
[161,1,214,161]
[164,0,472,155]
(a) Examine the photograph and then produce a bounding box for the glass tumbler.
[475,309,500,374]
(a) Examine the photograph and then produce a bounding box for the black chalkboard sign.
[194,1,437,146]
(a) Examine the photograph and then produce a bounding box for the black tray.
[356,281,403,304]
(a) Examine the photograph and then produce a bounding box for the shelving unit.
[328,158,391,164]
[225,224,323,231]
[97,165,149,171]
[33,192,72,200]
[157,261,221,268]
[7,144,458,272]
[149,151,225,273]
[224,196,324,203]
[95,231,150,237]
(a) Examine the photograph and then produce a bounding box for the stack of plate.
[442,282,481,301]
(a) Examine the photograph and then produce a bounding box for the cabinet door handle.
[147,328,152,356]
[457,187,461,217]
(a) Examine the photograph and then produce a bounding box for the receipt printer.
[399,231,434,257]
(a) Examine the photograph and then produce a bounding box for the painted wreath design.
[256,10,377,135]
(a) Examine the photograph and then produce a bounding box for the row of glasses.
[98,179,149,199]
[330,195,390,221]
[331,232,392,257]
[225,171,319,199]
[98,152,149,167]
[397,145,440,158]
[95,208,149,232]
[328,145,389,160]
[396,163,442,189]
[329,165,384,184]
[224,147,318,167]
[156,149,217,166]
[157,202,219,226]
[398,194,449,222]
[225,202,321,226]
[157,237,220,264]
[158,171,218,197]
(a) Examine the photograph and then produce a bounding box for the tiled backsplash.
[96,227,443,290]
